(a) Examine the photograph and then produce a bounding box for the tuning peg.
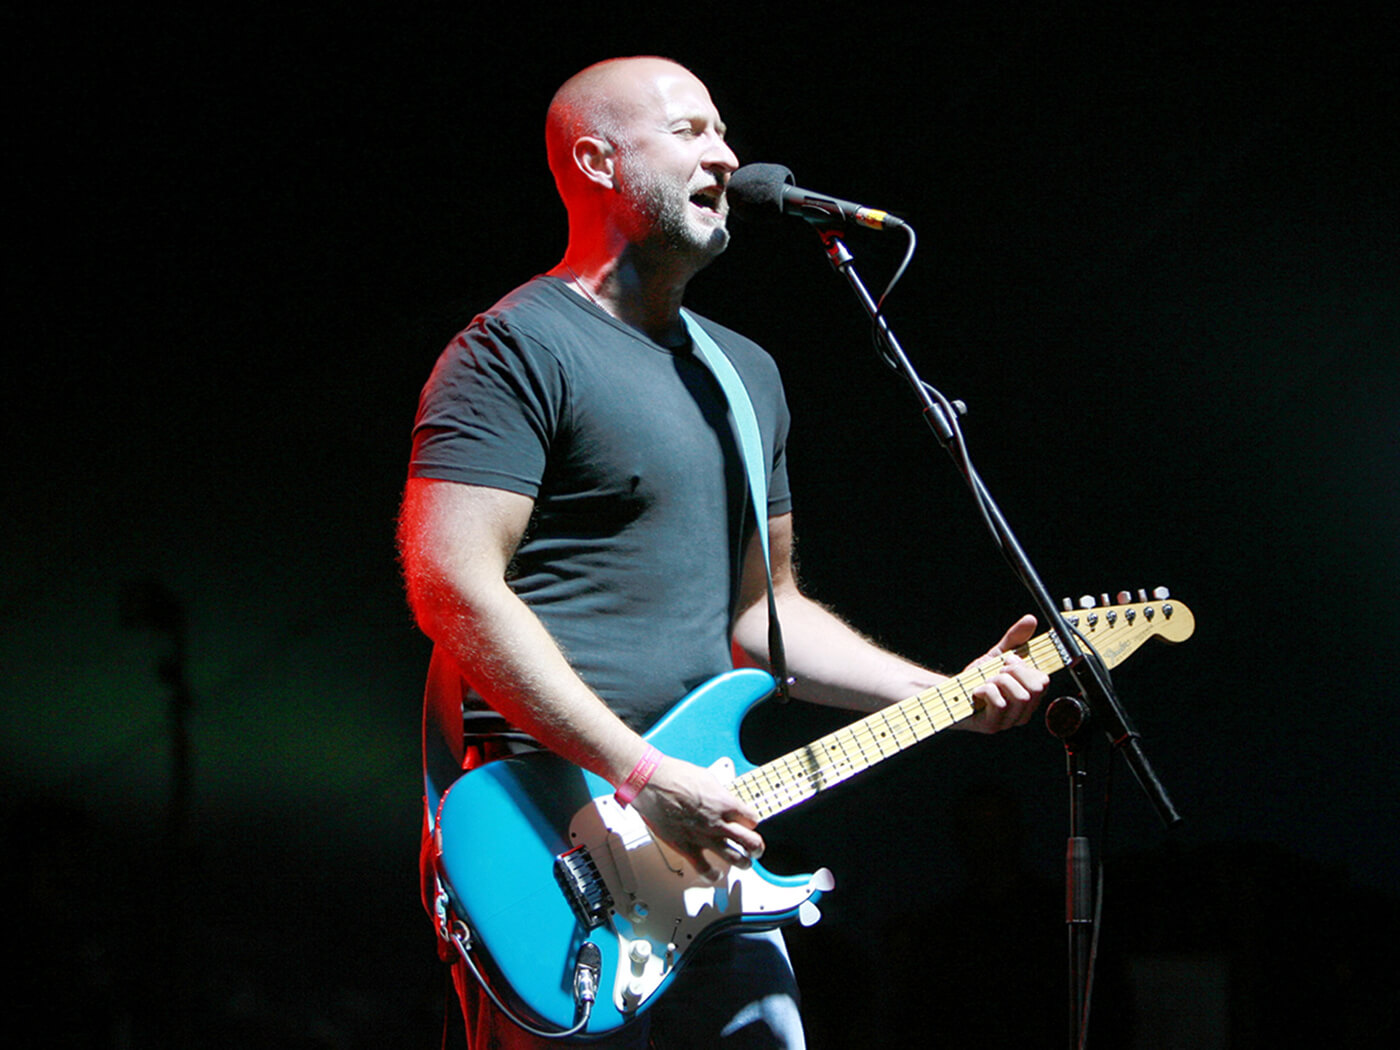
[1099,593,1111,607]
[1062,597,1074,612]
[1116,590,1132,605]
[1153,586,1170,600]
[1079,595,1096,609]
[1137,588,1148,602]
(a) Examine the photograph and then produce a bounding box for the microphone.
[727,163,906,231]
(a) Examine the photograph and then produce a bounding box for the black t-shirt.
[410,275,791,745]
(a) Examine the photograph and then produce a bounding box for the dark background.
[7,4,1397,1047]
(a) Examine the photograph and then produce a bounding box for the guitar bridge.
[554,845,613,929]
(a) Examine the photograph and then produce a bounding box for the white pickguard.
[565,756,834,1013]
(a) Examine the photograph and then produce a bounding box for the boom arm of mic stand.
[813,226,1181,828]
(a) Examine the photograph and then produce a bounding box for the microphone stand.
[810,225,1182,1049]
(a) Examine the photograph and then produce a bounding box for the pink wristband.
[614,746,662,806]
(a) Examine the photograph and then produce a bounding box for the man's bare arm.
[399,477,764,874]
[731,512,1047,730]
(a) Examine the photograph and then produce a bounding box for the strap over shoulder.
[680,310,791,701]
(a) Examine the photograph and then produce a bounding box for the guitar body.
[433,667,833,1039]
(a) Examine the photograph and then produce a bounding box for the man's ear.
[573,135,617,190]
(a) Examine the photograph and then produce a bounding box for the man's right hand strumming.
[629,754,765,881]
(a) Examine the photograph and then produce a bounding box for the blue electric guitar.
[431,594,1194,1039]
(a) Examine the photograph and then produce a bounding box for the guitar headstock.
[1057,588,1195,670]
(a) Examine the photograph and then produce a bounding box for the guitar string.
[735,609,1175,817]
[735,633,1068,817]
[739,612,1164,816]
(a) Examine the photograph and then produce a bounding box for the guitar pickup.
[554,845,614,929]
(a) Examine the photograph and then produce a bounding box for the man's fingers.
[722,822,765,860]
[971,663,1045,730]
[991,613,1038,654]
[689,849,719,882]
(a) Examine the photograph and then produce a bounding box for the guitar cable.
[445,915,602,1040]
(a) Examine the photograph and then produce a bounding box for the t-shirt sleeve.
[408,315,565,496]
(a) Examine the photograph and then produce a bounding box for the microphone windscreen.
[727,163,795,220]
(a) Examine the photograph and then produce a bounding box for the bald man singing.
[399,57,1048,1048]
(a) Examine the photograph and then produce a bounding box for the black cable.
[448,921,596,1041]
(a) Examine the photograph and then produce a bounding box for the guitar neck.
[729,594,1195,821]
[731,632,1070,822]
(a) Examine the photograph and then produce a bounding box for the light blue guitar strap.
[681,310,791,702]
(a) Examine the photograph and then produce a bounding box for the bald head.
[543,56,738,276]
[545,57,704,199]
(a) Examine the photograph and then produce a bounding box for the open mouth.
[689,188,725,214]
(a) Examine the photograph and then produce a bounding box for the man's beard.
[618,153,730,262]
